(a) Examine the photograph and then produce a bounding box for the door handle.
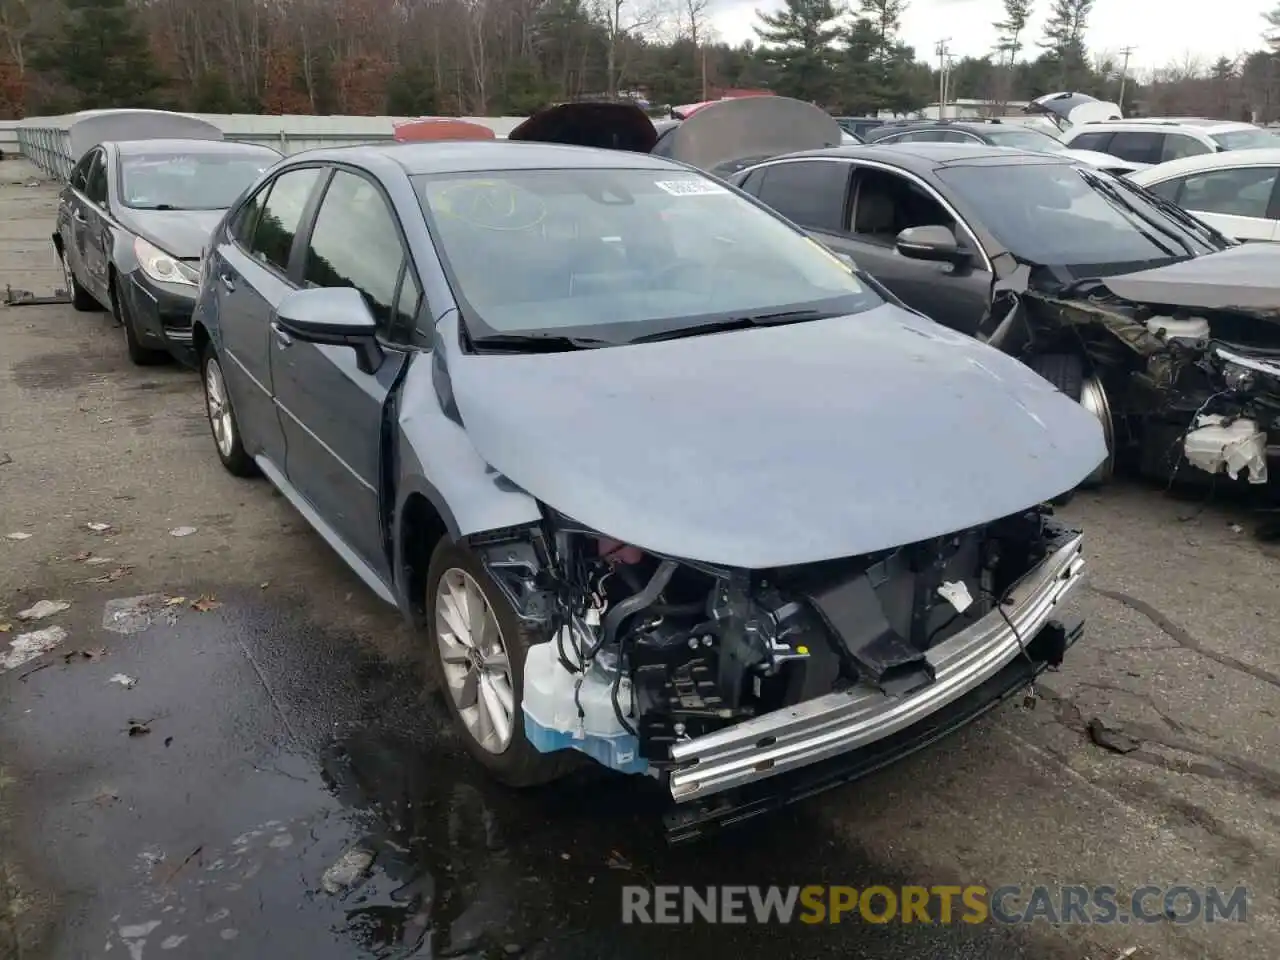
[218,271,235,291]
[271,322,293,348]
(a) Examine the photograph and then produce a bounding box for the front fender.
[394,352,543,540]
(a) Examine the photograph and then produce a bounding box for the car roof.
[113,138,280,156]
[281,139,684,175]
[1128,147,1280,182]
[1069,120,1254,137]
[773,142,1074,171]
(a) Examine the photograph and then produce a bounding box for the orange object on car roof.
[393,118,497,142]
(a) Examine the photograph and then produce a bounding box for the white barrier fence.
[10,112,530,181]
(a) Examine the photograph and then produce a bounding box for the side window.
[1179,166,1280,218]
[248,167,322,274]
[302,169,412,333]
[1145,178,1185,203]
[1068,131,1114,152]
[893,131,947,143]
[849,167,983,268]
[69,152,94,191]
[737,167,768,197]
[84,151,108,205]
[229,186,266,248]
[939,131,980,143]
[1106,131,1165,165]
[1162,134,1212,162]
[753,160,851,232]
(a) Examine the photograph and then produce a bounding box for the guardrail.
[13,111,529,180]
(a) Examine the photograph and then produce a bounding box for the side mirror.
[274,286,383,374]
[895,225,968,265]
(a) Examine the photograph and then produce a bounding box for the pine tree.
[994,0,1033,66]
[754,0,844,104]
[1039,0,1094,89]
[32,0,163,108]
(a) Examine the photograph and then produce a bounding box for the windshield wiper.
[1077,170,1195,257]
[470,332,614,353]
[630,309,842,344]
[1114,179,1232,250]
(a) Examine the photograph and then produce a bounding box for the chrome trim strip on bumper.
[667,534,1086,803]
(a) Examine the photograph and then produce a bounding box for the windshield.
[413,168,881,340]
[119,150,278,210]
[936,162,1220,266]
[1210,128,1280,150]
[982,128,1066,152]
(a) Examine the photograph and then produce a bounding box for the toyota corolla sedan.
[191,139,1102,839]
[53,137,281,365]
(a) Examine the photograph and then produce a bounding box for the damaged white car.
[193,134,1105,840]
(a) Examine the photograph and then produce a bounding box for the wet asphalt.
[2,589,1065,960]
[5,158,1280,960]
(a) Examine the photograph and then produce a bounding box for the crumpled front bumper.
[666,533,1085,805]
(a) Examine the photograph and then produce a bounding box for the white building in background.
[910,98,1032,120]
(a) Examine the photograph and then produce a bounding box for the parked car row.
[45,101,1276,841]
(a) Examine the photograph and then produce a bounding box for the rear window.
[1210,128,1280,150]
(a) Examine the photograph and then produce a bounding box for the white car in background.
[1064,119,1280,170]
[1127,149,1280,242]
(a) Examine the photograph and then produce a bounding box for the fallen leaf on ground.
[126,720,151,736]
[17,600,70,621]
[92,789,120,806]
[109,673,138,689]
[169,526,197,538]
[259,581,270,589]
[5,532,32,541]
[0,624,10,633]
[84,556,113,565]
[191,595,221,612]
[164,596,186,606]
[72,550,92,561]
[86,522,112,533]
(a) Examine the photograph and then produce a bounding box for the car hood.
[117,208,225,259]
[1101,243,1280,316]
[442,306,1107,569]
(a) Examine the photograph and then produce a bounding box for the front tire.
[113,280,168,366]
[201,345,257,477]
[1027,352,1115,492]
[426,540,574,787]
[59,246,99,312]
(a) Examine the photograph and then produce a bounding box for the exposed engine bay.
[470,506,1083,804]
[984,261,1280,487]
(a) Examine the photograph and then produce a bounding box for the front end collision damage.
[457,506,1087,833]
[981,262,1280,488]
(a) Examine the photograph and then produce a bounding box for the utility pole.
[701,45,708,101]
[1117,45,1136,113]
[936,38,951,119]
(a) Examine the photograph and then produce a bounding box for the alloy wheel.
[204,358,235,459]
[435,567,516,754]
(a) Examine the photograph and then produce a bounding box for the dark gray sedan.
[53,137,281,365]
[190,139,1101,837]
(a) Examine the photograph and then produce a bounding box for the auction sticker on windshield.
[654,179,729,196]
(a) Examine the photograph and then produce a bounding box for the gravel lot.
[1,159,1277,960]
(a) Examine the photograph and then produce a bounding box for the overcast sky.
[708,0,1276,73]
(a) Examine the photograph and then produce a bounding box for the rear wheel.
[1027,352,1116,495]
[59,246,99,312]
[425,540,574,787]
[201,345,257,477]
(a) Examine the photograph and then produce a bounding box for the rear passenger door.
[213,165,326,467]
[1104,131,1165,165]
[270,167,418,579]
